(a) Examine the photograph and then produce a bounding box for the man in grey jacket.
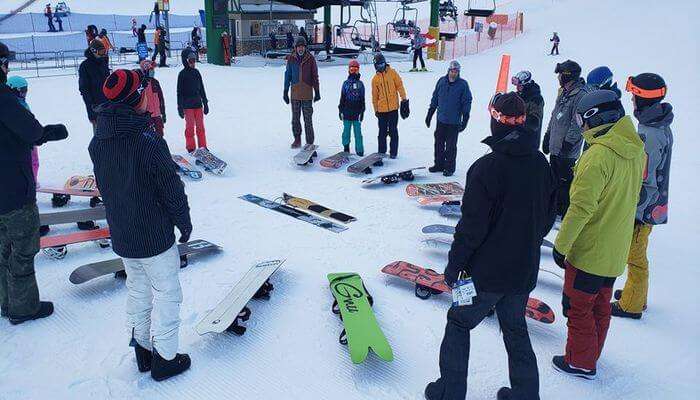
[542,60,591,217]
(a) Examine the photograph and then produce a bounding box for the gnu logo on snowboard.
[333,282,364,313]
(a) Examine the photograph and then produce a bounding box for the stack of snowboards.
[421,225,555,249]
[69,240,222,284]
[172,154,203,180]
[191,148,227,175]
[239,194,347,233]
[361,167,426,185]
[293,144,319,166]
[196,259,284,336]
[320,151,354,169]
[40,227,111,259]
[327,273,393,363]
[347,153,388,174]
[282,193,356,223]
[381,261,555,324]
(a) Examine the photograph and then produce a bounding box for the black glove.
[458,116,469,133]
[178,107,184,119]
[37,124,69,145]
[203,102,209,115]
[552,247,566,269]
[313,91,321,102]
[360,112,364,122]
[283,91,290,104]
[561,140,574,155]
[443,266,459,288]
[542,133,550,155]
[178,225,192,244]
[162,114,166,124]
[425,107,435,128]
[339,112,343,121]
[400,99,410,120]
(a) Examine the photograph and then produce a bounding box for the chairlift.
[351,19,378,51]
[439,0,458,22]
[465,0,495,18]
[387,3,419,40]
[439,0,458,41]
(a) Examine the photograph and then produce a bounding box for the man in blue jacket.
[425,61,472,176]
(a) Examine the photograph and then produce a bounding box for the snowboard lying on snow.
[240,194,348,233]
[172,154,203,180]
[191,148,227,175]
[282,193,356,223]
[347,153,387,174]
[40,227,111,259]
[39,206,106,226]
[405,182,464,197]
[361,167,425,185]
[320,151,354,169]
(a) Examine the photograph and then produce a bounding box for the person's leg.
[412,50,418,69]
[342,120,352,149]
[123,257,154,351]
[301,100,315,144]
[619,224,653,313]
[444,124,459,173]
[4,203,41,318]
[184,109,196,152]
[193,108,206,149]
[418,48,426,69]
[559,157,575,217]
[291,100,302,140]
[0,221,10,316]
[377,112,388,154]
[433,122,446,169]
[550,44,555,55]
[160,47,167,67]
[593,277,616,362]
[388,110,399,157]
[496,294,540,399]
[555,44,559,55]
[353,120,364,155]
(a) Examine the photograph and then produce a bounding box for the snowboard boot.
[343,144,350,153]
[421,67,428,72]
[497,387,513,400]
[291,136,302,149]
[130,333,152,372]
[611,301,642,320]
[151,349,191,382]
[552,355,596,380]
[409,68,418,72]
[76,220,97,230]
[39,225,50,237]
[614,289,647,311]
[357,151,364,157]
[51,193,70,207]
[9,301,54,325]
[428,165,443,173]
[389,154,397,159]
[443,170,454,177]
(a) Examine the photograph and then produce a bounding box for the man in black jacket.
[512,70,545,148]
[78,39,110,132]
[425,92,556,400]
[89,69,192,381]
[0,42,69,325]
[177,49,209,152]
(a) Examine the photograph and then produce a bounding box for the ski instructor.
[0,42,69,325]
[89,69,193,382]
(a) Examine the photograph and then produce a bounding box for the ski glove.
[542,133,550,155]
[178,107,184,119]
[552,247,566,269]
[443,265,460,288]
[203,102,209,115]
[425,107,436,128]
[314,91,321,102]
[283,91,290,105]
[400,99,410,120]
[36,124,69,145]
[178,226,192,244]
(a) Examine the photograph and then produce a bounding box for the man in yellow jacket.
[371,53,408,158]
[551,90,645,380]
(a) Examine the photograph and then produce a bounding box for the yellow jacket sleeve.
[371,75,379,113]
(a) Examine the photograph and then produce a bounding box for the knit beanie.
[489,92,526,138]
[627,72,667,109]
[102,69,145,107]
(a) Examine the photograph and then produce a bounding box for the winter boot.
[421,67,428,72]
[552,355,596,380]
[611,301,642,320]
[151,349,191,381]
[409,68,418,72]
[9,301,54,325]
[343,144,350,153]
[39,225,50,237]
[443,170,454,177]
[291,136,302,149]
[428,165,443,173]
[614,289,647,311]
[497,387,513,400]
[133,342,152,372]
[77,220,97,230]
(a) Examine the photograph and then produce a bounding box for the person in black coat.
[78,39,110,130]
[425,92,556,400]
[177,49,209,152]
[512,70,545,148]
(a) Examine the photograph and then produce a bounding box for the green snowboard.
[328,273,393,364]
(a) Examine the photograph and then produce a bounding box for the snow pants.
[426,291,540,400]
[291,99,315,144]
[562,262,615,371]
[0,203,40,319]
[413,48,425,69]
[184,108,206,152]
[550,43,559,55]
[123,244,183,360]
[342,120,364,155]
[550,155,576,218]
[377,110,399,157]
[619,224,653,313]
[434,122,459,173]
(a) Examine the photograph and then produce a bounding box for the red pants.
[562,262,616,370]
[184,108,206,152]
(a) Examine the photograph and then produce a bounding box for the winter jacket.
[446,128,557,294]
[543,78,591,158]
[518,81,544,146]
[412,32,426,50]
[338,73,366,121]
[284,50,319,101]
[429,74,472,126]
[12,97,40,179]
[78,49,110,122]
[137,27,147,43]
[144,77,166,119]
[371,66,407,113]
[177,50,208,110]
[89,102,191,259]
[98,35,113,52]
[634,102,674,225]
[550,34,560,44]
[554,116,645,278]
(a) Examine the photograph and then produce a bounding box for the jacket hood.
[94,102,152,140]
[181,49,196,68]
[482,127,537,157]
[635,102,674,127]
[348,72,361,80]
[583,115,644,160]
[520,81,541,99]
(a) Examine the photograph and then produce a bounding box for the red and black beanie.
[489,92,527,138]
[102,69,145,106]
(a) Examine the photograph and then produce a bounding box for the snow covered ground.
[1,0,699,399]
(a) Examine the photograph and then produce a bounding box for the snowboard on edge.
[382,261,555,324]
[421,225,555,248]
[37,186,101,198]
[196,259,284,335]
[172,154,203,180]
[293,144,319,166]
[328,272,393,363]
[320,151,353,169]
[282,193,356,223]
[405,182,464,197]
[361,167,426,185]
[347,153,387,174]
[191,148,227,175]
[240,194,348,233]
[40,206,106,226]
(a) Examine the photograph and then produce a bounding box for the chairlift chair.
[465,0,495,17]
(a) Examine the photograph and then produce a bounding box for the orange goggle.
[626,77,666,98]
[488,105,526,126]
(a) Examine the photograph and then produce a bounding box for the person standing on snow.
[611,73,673,320]
[410,27,426,72]
[140,60,167,136]
[543,59,591,218]
[44,4,57,32]
[512,70,545,147]
[283,36,320,148]
[78,39,110,133]
[89,69,192,381]
[551,90,645,380]
[338,59,366,156]
[425,60,472,177]
[586,66,621,98]
[151,27,169,67]
[177,49,209,152]
[371,53,408,159]
[425,92,556,400]
[0,42,69,325]
[549,32,560,55]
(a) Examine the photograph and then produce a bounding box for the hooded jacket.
[371,65,407,113]
[284,50,319,101]
[445,127,557,294]
[554,116,646,277]
[634,102,673,225]
[518,81,545,146]
[429,74,472,126]
[544,78,591,158]
[177,49,208,110]
[89,103,192,258]
[78,49,110,122]
[338,73,365,121]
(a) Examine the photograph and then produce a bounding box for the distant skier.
[177,49,209,152]
[78,39,110,132]
[140,60,167,136]
[131,18,138,37]
[149,1,161,28]
[283,36,320,148]
[299,27,310,46]
[549,32,560,55]
[425,60,472,176]
[338,59,365,156]
[612,73,673,320]
[269,32,278,50]
[586,66,621,97]
[136,24,148,62]
[0,42,69,325]
[323,24,332,61]
[424,92,556,400]
[371,53,408,158]
[512,70,545,146]
[551,90,644,379]
[44,4,56,32]
[89,69,192,381]
[410,27,426,72]
[54,13,63,32]
[191,26,202,56]
[152,27,169,67]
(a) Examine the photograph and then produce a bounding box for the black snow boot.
[151,349,191,381]
[291,136,301,149]
[614,289,647,311]
[9,301,54,325]
[428,165,443,173]
[133,343,152,372]
[343,144,350,153]
[443,170,454,177]
[76,220,97,230]
[611,301,642,320]
[552,355,596,380]
[39,225,50,236]
[497,387,513,400]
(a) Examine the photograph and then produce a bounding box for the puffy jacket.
[338,73,365,121]
[177,50,208,110]
[446,128,557,294]
[543,78,591,158]
[78,49,110,122]
[284,50,319,101]
[429,74,472,126]
[634,102,673,225]
[554,116,645,277]
[412,32,426,50]
[371,66,407,113]
[518,81,545,146]
[144,77,166,119]
[89,103,191,259]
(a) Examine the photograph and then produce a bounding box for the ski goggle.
[0,56,8,68]
[625,76,666,98]
[575,107,599,128]
[489,105,526,125]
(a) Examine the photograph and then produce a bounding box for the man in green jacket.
[551,90,645,379]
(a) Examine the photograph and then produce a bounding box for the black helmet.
[555,59,581,85]
[373,53,387,72]
[575,89,625,129]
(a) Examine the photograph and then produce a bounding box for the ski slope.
[1,0,699,399]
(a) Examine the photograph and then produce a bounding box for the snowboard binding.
[381,175,400,184]
[51,193,71,208]
[43,246,67,260]
[89,196,103,208]
[414,269,446,300]
[253,280,274,300]
[442,200,460,206]
[76,220,97,231]
[225,307,252,336]
[398,171,415,181]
